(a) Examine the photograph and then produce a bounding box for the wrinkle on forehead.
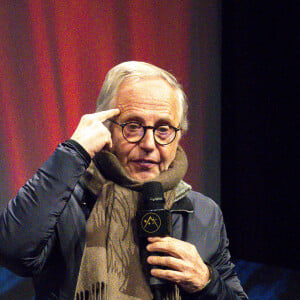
[115,78,180,124]
[118,99,176,114]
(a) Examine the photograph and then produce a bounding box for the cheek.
[160,143,178,167]
[111,131,124,158]
[111,136,135,163]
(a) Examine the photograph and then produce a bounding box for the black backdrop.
[221,1,298,270]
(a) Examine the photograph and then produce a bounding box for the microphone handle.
[146,248,168,300]
[148,251,169,287]
[138,181,173,298]
[137,208,172,292]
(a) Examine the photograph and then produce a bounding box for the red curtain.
[1,1,222,209]
[0,0,192,198]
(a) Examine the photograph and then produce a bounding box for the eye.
[156,125,171,137]
[126,122,142,132]
[123,122,144,138]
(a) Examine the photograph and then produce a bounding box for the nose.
[138,128,156,151]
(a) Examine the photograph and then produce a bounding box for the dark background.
[221,1,298,270]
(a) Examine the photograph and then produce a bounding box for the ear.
[177,130,182,142]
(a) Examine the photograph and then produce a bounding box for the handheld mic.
[137,182,172,290]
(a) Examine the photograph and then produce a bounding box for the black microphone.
[137,181,172,296]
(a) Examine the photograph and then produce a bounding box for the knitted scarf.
[75,146,190,300]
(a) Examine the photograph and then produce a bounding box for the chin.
[130,172,159,182]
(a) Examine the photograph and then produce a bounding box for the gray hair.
[96,61,188,132]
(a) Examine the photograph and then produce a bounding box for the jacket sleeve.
[183,211,248,300]
[0,141,91,277]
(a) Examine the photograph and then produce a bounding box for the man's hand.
[70,109,120,158]
[146,236,210,294]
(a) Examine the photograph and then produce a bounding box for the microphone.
[137,181,172,294]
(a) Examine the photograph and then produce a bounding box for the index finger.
[147,236,171,243]
[94,108,120,121]
[147,237,185,256]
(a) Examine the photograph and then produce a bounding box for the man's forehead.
[117,100,178,122]
[114,80,179,124]
[117,78,177,104]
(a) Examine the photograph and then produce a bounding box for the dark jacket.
[0,142,247,299]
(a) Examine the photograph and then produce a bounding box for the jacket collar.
[170,195,194,213]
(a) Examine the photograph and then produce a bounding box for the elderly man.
[0,62,247,299]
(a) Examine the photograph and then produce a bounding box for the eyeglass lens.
[123,122,176,145]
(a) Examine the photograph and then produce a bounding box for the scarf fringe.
[76,283,181,300]
[163,284,182,300]
[76,282,107,300]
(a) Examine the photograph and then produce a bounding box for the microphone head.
[138,181,171,237]
[142,181,164,204]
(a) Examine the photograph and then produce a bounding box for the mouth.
[131,159,159,169]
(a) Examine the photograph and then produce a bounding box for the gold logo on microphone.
[141,212,161,233]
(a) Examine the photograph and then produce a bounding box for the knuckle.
[81,114,95,125]
[186,242,197,253]
[166,239,173,250]
[165,256,172,265]
[190,244,197,251]
[164,269,172,278]
[81,114,90,121]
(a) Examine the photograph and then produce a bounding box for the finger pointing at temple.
[70,108,120,158]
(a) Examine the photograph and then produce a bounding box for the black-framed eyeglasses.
[108,119,180,145]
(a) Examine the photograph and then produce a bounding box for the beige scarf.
[75,146,190,300]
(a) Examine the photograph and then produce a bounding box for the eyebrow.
[120,114,174,126]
